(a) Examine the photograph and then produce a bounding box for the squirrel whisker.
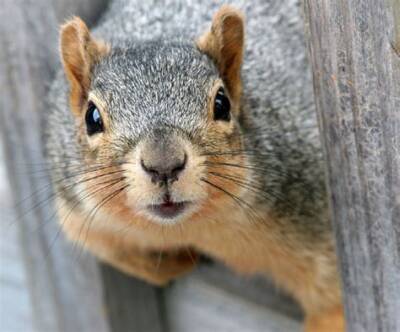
[24,159,125,179]
[13,168,126,232]
[81,184,129,253]
[207,171,296,214]
[74,183,130,258]
[202,160,290,178]
[44,177,127,259]
[208,171,276,203]
[200,177,262,225]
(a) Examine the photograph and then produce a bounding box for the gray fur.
[93,42,216,142]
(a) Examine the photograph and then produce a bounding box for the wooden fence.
[304,0,400,330]
[1,0,399,331]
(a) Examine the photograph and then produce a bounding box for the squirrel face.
[59,6,251,225]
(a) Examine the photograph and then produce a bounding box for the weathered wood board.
[165,272,301,332]
[304,0,400,331]
[0,144,34,332]
[0,0,160,331]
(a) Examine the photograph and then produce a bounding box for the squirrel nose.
[141,153,187,185]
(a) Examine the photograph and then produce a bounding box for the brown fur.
[60,17,110,115]
[305,305,345,332]
[57,7,344,331]
[56,154,343,327]
[58,188,343,327]
[58,201,197,285]
[197,5,244,104]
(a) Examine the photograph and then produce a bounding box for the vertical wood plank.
[101,266,164,332]
[303,0,400,331]
[0,1,163,331]
[392,0,400,56]
[0,1,111,331]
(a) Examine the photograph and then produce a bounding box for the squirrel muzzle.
[123,129,206,224]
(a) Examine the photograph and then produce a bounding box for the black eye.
[85,101,103,135]
[213,87,231,122]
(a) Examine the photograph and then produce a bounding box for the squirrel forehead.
[89,42,219,133]
[92,42,218,96]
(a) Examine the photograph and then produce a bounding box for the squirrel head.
[59,6,252,225]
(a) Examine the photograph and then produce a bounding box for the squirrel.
[45,1,344,331]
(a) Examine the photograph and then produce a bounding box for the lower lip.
[148,201,189,219]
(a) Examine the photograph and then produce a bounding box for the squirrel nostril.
[141,159,160,182]
[140,159,156,175]
[170,153,187,178]
[141,153,187,185]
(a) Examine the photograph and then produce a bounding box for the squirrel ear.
[197,6,244,102]
[60,17,109,114]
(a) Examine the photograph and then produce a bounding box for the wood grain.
[0,146,34,332]
[303,0,400,331]
[164,271,302,332]
[0,1,162,331]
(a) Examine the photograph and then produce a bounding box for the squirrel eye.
[85,101,104,135]
[213,87,231,122]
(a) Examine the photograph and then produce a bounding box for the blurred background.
[0,139,34,331]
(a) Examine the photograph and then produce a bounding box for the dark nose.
[141,153,187,185]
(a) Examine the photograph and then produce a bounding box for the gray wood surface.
[0,143,34,332]
[164,271,301,332]
[0,1,162,331]
[194,264,302,321]
[303,0,400,331]
[0,0,110,331]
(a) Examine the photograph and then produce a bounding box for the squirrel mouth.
[147,200,189,219]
